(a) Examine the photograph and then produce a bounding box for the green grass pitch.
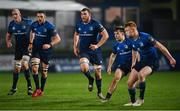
[0,71,180,110]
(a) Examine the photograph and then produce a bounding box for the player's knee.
[14,60,21,73]
[95,67,101,73]
[42,70,48,78]
[31,58,40,73]
[94,66,102,79]
[31,66,38,73]
[80,64,89,72]
[21,62,29,71]
[127,80,134,88]
[139,72,145,82]
[14,67,21,73]
[21,55,30,70]
[115,75,121,81]
[113,77,120,83]
[42,66,49,78]
[79,58,89,73]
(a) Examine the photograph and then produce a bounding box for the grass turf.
[0,71,180,110]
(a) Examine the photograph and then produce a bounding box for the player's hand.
[73,47,79,57]
[28,44,33,53]
[170,58,176,67]
[107,67,111,75]
[89,44,98,50]
[6,42,12,48]
[43,44,51,49]
[131,62,136,70]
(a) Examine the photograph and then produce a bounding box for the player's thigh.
[114,68,124,81]
[128,69,139,85]
[94,64,102,78]
[21,55,30,70]
[139,66,152,78]
[79,53,90,70]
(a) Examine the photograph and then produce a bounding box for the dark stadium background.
[0,0,179,72]
[0,0,180,110]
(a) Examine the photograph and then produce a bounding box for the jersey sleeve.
[147,35,157,46]
[30,23,35,33]
[112,43,117,54]
[26,19,32,34]
[27,19,33,26]
[95,21,105,33]
[75,23,79,33]
[49,25,58,37]
[7,22,13,34]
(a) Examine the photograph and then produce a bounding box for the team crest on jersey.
[124,45,128,49]
[117,47,120,50]
[149,37,154,42]
[22,25,26,29]
[43,28,47,32]
[78,27,81,31]
[12,27,15,30]
[137,48,140,51]
[139,42,144,47]
[89,26,93,31]
[132,44,135,48]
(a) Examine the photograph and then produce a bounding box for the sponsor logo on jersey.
[139,42,144,47]
[43,28,47,32]
[89,26,93,31]
[22,25,26,29]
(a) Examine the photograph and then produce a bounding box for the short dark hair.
[124,21,137,28]
[81,8,91,14]
[37,10,46,15]
[114,25,124,32]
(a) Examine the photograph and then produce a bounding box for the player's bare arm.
[131,50,140,69]
[6,32,12,48]
[73,31,80,56]
[89,29,109,50]
[107,53,116,75]
[154,41,176,67]
[43,34,61,49]
[28,31,35,53]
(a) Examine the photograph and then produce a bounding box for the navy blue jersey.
[75,19,104,53]
[112,38,132,66]
[130,32,158,61]
[31,21,57,49]
[8,18,32,48]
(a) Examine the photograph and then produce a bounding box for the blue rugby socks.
[33,74,40,89]
[84,70,94,80]
[95,77,102,94]
[41,76,47,92]
[139,81,146,100]
[128,88,136,103]
[12,72,19,89]
[24,69,32,88]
